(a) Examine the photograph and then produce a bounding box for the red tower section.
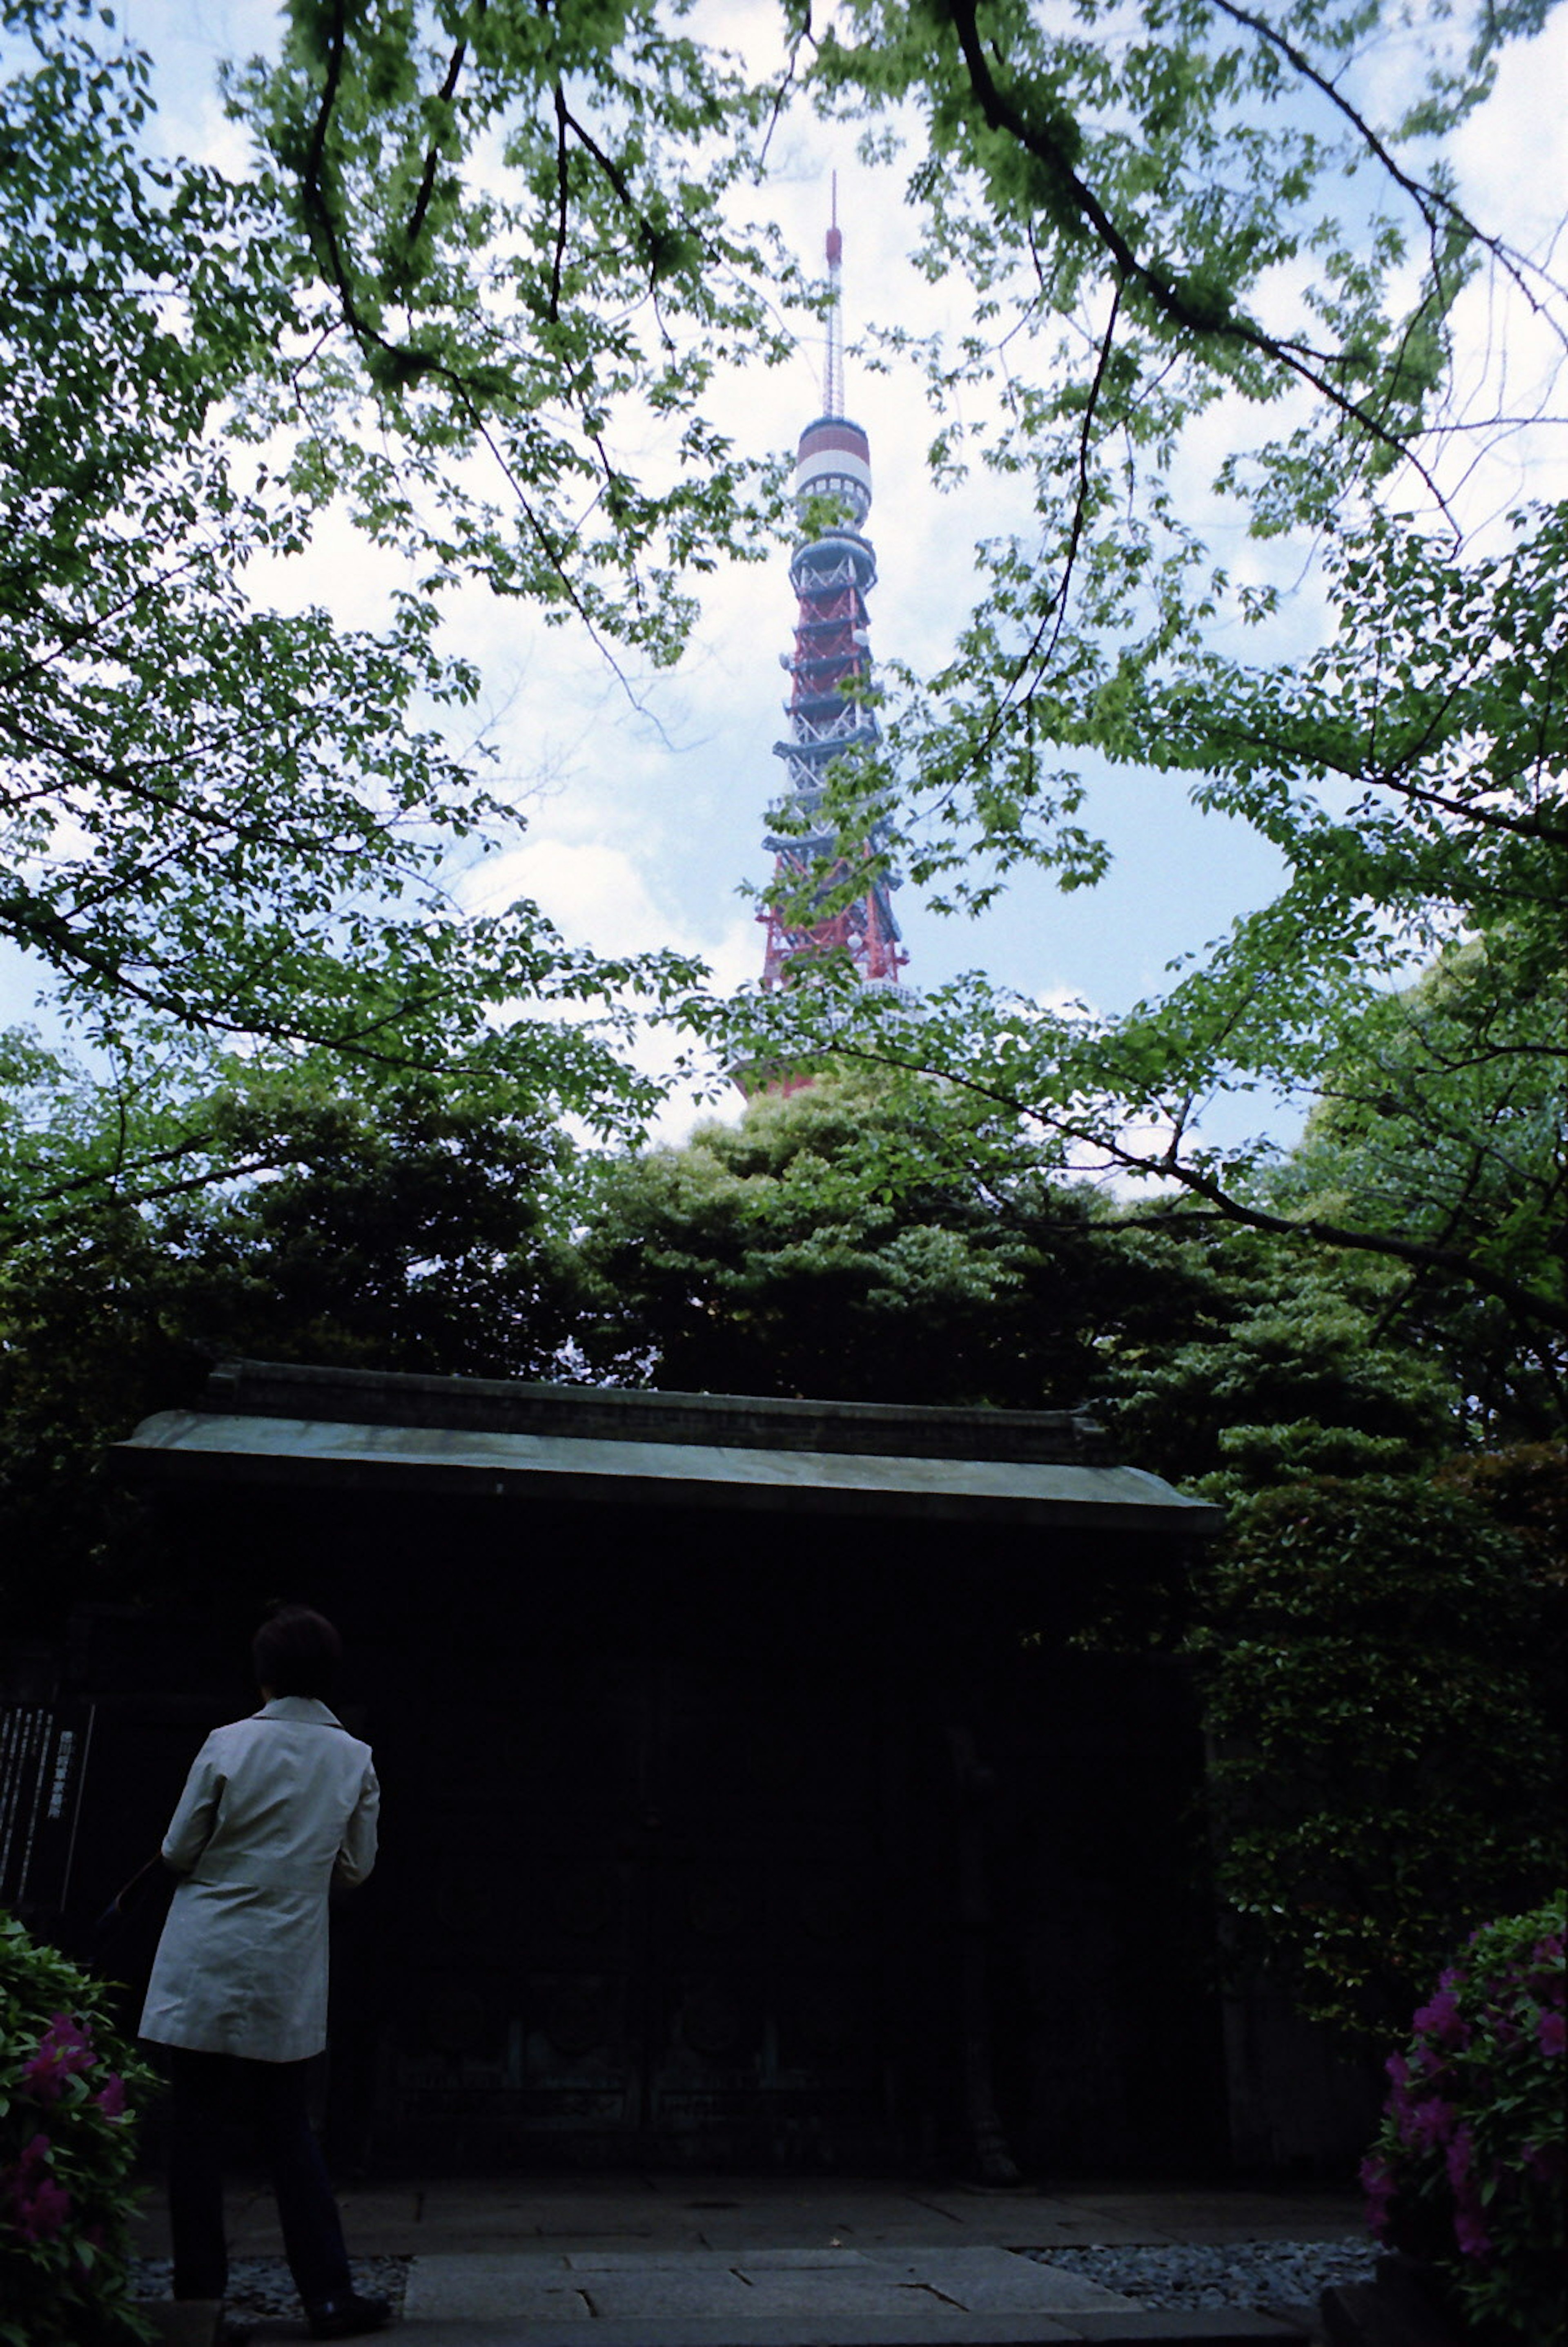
[759,200,907,995]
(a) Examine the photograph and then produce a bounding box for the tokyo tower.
[758,185,908,993]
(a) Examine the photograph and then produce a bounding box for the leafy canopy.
[705,500,1568,1341]
[3,0,1564,1324]
[0,0,809,1219]
[703,0,1565,1339]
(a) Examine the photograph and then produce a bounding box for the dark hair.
[252,1605,343,1698]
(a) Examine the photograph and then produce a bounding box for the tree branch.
[401,3,484,265]
[550,81,570,323]
[773,1026,1568,1333]
[1207,0,1568,352]
[944,0,1453,511]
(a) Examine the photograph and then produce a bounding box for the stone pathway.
[133,2177,1365,2345]
[403,2243,1143,2329]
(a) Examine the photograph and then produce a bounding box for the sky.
[7,0,1567,1142]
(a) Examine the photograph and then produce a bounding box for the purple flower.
[3,2135,72,2248]
[13,2175,71,2244]
[1399,2095,1456,2153]
[1536,2007,1564,2057]
[1412,1988,1469,2047]
[1444,2126,1473,2191]
[1452,2201,1492,2263]
[20,2013,97,2102]
[94,2071,127,2119]
[1359,2154,1398,2240]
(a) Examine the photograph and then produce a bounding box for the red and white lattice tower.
[759,183,908,993]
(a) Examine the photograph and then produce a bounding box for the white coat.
[139,1696,379,2064]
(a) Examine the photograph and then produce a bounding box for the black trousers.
[167,2047,353,2307]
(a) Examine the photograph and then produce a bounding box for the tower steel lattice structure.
[759,187,907,994]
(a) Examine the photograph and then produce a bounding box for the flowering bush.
[1,1911,157,2346]
[1361,1898,1565,2346]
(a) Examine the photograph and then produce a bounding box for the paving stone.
[702,2208,951,2243]
[572,2269,773,2318]
[708,2274,955,2315]
[418,2189,652,2228]
[735,2249,878,2270]
[139,2300,221,2347]
[862,2197,1160,2251]
[529,2228,664,2242]
[409,2239,599,2258]
[399,2247,1152,2332]
[566,2247,878,2272]
[405,2256,595,2322]
[862,2251,1139,2314]
[872,2251,1085,2279]
[387,2318,1086,2346]
[566,2250,759,2271]
[698,2222,971,2253]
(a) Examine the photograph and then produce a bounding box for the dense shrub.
[1,1912,156,2346]
[1192,1476,1565,2035]
[1361,1899,1565,2346]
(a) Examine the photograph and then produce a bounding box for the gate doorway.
[376,1624,902,2169]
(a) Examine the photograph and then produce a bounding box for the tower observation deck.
[759,189,907,993]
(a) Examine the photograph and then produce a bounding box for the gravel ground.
[134,2253,411,2325]
[1025,2238,1379,2313]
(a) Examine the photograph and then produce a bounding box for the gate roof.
[115,1358,1223,1535]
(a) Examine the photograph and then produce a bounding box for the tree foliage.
[1,0,791,1209]
[699,0,1566,1343]
[0,1055,578,1634]
[229,0,798,658]
[1265,935,1566,1428]
[1194,1476,1565,2039]
[788,0,1566,891]
[1098,1236,1465,1499]
[5,0,1563,1290]
[559,1072,1179,1401]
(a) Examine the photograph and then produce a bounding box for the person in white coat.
[140,1605,389,2341]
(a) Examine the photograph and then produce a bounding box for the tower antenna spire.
[824,172,843,419]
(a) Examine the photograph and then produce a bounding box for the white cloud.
[467,836,750,977]
[465,834,757,1143]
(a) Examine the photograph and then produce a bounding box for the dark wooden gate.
[380,1640,897,2168]
[47,1374,1240,2177]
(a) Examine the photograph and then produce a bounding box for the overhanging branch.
[747,1022,1568,1334]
